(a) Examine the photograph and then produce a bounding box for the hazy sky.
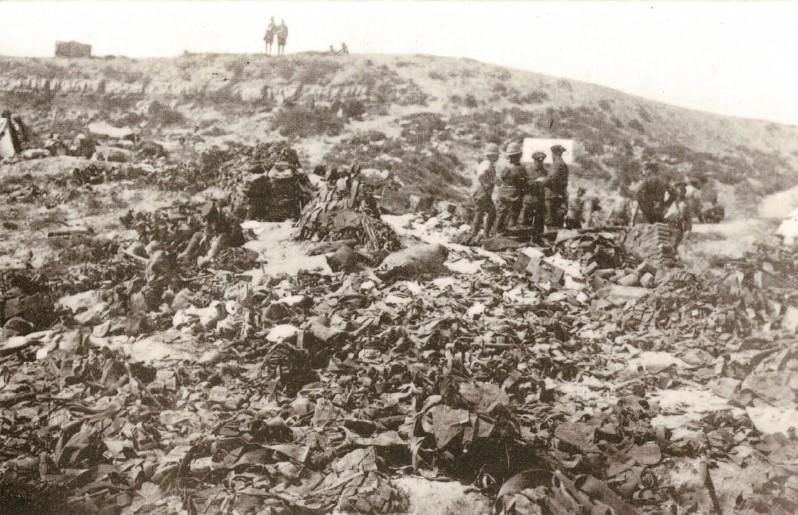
[2,1,797,125]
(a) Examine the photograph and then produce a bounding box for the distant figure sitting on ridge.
[277,19,288,56]
[328,43,349,56]
[264,17,277,56]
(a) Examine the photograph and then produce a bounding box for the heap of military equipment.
[223,142,310,221]
[621,222,678,267]
[297,163,402,257]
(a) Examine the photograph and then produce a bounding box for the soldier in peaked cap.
[468,143,499,241]
[493,141,527,235]
[543,144,569,229]
[517,151,548,243]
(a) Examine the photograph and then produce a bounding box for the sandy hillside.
[1,52,798,515]
[2,52,798,215]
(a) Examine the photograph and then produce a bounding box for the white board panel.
[521,137,574,164]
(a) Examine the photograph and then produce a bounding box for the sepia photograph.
[1,1,798,513]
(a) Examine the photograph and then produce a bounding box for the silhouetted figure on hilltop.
[277,20,288,56]
[264,17,277,56]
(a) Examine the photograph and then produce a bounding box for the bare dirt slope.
[2,52,798,213]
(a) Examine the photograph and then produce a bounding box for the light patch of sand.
[759,183,798,220]
[393,476,491,515]
[242,221,331,280]
[651,388,745,430]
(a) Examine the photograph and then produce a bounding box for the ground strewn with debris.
[1,146,797,515]
[1,52,798,515]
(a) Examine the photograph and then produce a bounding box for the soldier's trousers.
[470,197,496,237]
[669,219,687,251]
[494,196,520,234]
[545,197,566,228]
[565,216,582,229]
[518,194,545,236]
[640,206,666,224]
[517,194,534,225]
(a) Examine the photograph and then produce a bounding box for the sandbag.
[145,250,174,284]
[378,243,448,280]
[3,293,54,331]
[326,245,358,273]
[21,148,49,160]
[482,236,526,252]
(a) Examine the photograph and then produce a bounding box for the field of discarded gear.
[2,53,798,515]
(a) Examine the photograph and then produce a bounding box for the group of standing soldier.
[468,142,718,251]
[264,17,289,56]
[469,141,569,244]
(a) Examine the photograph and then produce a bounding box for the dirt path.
[759,182,798,220]
[681,183,798,269]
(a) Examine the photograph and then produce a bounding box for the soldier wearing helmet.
[468,143,499,241]
[493,141,527,235]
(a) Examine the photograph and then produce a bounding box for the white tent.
[0,118,17,158]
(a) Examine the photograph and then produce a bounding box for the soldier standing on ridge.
[468,143,499,242]
[544,144,569,229]
[264,17,277,56]
[517,151,547,242]
[277,20,289,56]
[493,141,527,235]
